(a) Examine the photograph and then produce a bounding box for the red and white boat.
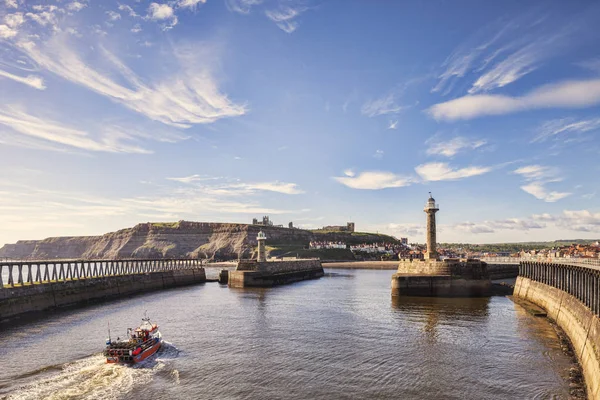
[104,316,163,364]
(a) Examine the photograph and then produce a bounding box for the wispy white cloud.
[226,0,262,14]
[577,57,600,73]
[387,120,398,130]
[0,68,45,89]
[0,106,155,153]
[237,181,304,195]
[520,182,571,202]
[167,175,221,183]
[385,223,424,238]
[131,23,142,33]
[177,0,207,9]
[432,18,516,94]
[167,176,304,195]
[513,164,571,202]
[362,92,408,117]
[452,218,545,234]
[428,78,600,121]
[265,6,306,33]
[106,11,121,21]
[513,165,557,181]
[147,3,178,29]
[0,182,307,244]
[426,136,486,157]
[148,3,174,19]
[415,162,491,181]
[468,33,566,94]
[118,4,139,17]
[582,192,596,200]
[14,37,246,128]
[433,11,579,95]
[334,171,412,190]
[0,11,24,38]
[66,2,86,12]
[373,149,384,159]
[5,0,18,9]
[532,117,600,143]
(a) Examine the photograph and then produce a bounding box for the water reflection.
[0,269,572,400]
[392,296,490,340]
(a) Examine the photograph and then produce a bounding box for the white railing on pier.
[0,258,205,289]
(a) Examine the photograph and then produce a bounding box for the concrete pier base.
[229,259,324,288]
[391,259,491,297]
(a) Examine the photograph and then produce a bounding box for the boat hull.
[106,338,162,364]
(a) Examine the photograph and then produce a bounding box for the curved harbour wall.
[514,273,600,399]
[0,268,206,321]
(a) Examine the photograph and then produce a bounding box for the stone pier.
[229,231,324,288]
[391,258,491,297]
[391,194,491,297]
[0,258,206,321]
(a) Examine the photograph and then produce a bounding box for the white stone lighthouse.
[424,193,439,260]
[257,231,267,262]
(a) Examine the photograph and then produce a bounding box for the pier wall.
[0,268,206,321]
[514,261,600,399]
[485,263,519,279]
[391,259,491,297]
[229,259,324,288]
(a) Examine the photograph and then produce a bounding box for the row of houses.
[309,241,347,249]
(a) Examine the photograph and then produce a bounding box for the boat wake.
[2,343,181,400]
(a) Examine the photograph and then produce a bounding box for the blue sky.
[0,0,599,246]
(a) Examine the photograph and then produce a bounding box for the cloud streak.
[15,36,246,128]
[0,68,45,89]
[265,5,306,33]
[0,106,182,153]
[533,117,600,143]
[426,136,486,157]
[513,164,571,202]
[362,93,408,117]
[415,162,491,181]
[334,171,412,190]
[429,79,600,121]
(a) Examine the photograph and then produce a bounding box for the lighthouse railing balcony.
[424,202,439,210]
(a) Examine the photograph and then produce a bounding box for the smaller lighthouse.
[424,193,439,260]
[256,231,267,262]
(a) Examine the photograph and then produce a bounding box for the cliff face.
[0,221,319,260]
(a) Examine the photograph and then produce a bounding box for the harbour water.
[0,269,574,399]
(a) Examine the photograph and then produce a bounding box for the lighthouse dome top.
[257,231,267,240]
[424,192,439,211]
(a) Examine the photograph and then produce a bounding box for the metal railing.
[481,257,600,269]
[0,258,204,289]
[520,260,600,317]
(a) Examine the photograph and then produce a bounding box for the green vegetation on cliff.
[309,230,399,244]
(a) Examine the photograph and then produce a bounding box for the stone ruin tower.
[424,193,439,260]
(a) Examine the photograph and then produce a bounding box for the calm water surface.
[0,269,572,399]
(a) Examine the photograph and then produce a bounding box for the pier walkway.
[0,258,204,288]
